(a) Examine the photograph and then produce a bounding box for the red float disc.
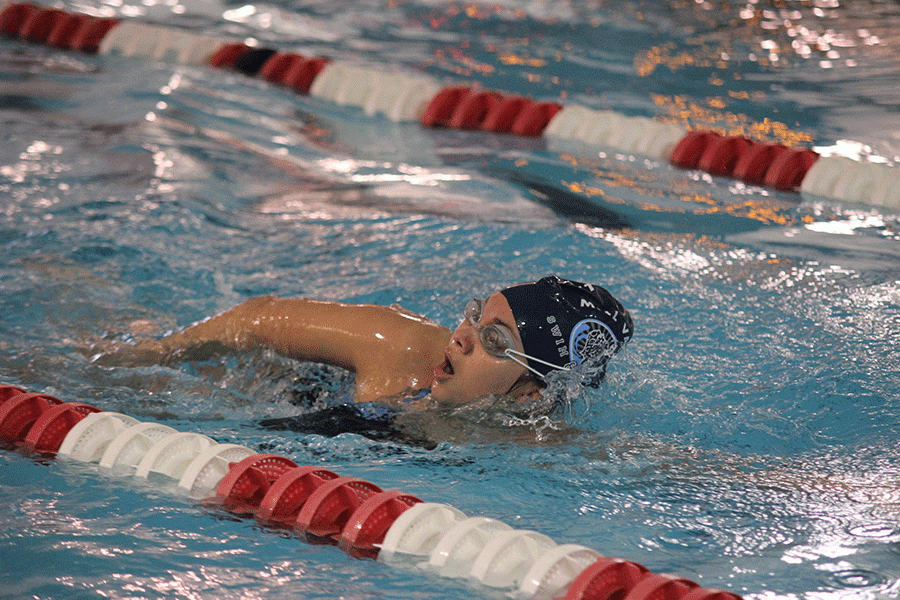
[20,8,66,44]
[70,17,117,54]
[0,385,25,406]
[732,143,788,185]
[284,56,328,94]
[23,402,101,453]
[622,573,699,600]
[448,90,503,130]
[207,43,252,68]
[0,392,63,443]
[511,101,562,137]
[295,476,382,539]
[46,14,86,49]
[669,130,721,170]
[0,4,38,37]
[481,96,533,134]
[421,86,471,127]
[256,465,339,524]
[337,489,422,555]
[697,136,753,177]
[215,453,299,510]
[564,557,650,600]
[257,51,298,83]
[679,587,744,600]
[764,148,819,190]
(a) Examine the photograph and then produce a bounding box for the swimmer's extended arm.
[157,297,349,367]
[89,296,450,401]
[156,296,447,375]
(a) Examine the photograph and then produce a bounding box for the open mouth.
[434,354,454,381]
[441,355,454,375]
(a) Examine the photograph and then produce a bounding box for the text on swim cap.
[546,315,570,359]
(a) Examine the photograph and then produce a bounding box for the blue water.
[2,0,900,598]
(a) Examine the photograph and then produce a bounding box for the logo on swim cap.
[569,319,617,366]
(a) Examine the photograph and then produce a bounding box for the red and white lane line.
[2,2,898,210]
[0,384,744,600]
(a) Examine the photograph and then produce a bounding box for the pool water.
[2,0,900,598]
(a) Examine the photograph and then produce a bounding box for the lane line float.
[2,2,898,209]
[0,383,745,600]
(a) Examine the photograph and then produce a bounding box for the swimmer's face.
[430,292,530,404]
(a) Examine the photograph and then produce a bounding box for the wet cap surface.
[500,276,633,380]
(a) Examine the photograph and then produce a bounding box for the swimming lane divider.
[0,384,744,600]
[1,2,898,211]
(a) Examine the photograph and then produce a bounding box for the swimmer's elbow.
[175,295,355,364]
[164,295,282,352]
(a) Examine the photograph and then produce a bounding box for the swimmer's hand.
[80,319,175,367]
[85,335,170,367]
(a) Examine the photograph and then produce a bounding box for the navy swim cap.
[500,276,633,382]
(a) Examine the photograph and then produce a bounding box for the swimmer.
[97,275,632,407]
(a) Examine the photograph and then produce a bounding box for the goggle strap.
[504,352,546,380]
[504,349,569,379]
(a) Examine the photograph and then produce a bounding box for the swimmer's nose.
[451,322,476,354]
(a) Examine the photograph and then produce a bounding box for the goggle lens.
[464,298,482,326]
[480,324,514,358]
[464,298,515,358]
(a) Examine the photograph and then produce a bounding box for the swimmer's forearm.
[158,296,359,369]
[162,306,239,350]
[159,296,289,354]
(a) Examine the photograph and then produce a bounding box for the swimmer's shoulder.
[382,303,450,357]
[387,303,447,331]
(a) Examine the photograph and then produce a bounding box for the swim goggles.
[464,298,568,380]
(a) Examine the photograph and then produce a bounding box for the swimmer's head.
[431,276,633,406]
[500,275,633,384]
